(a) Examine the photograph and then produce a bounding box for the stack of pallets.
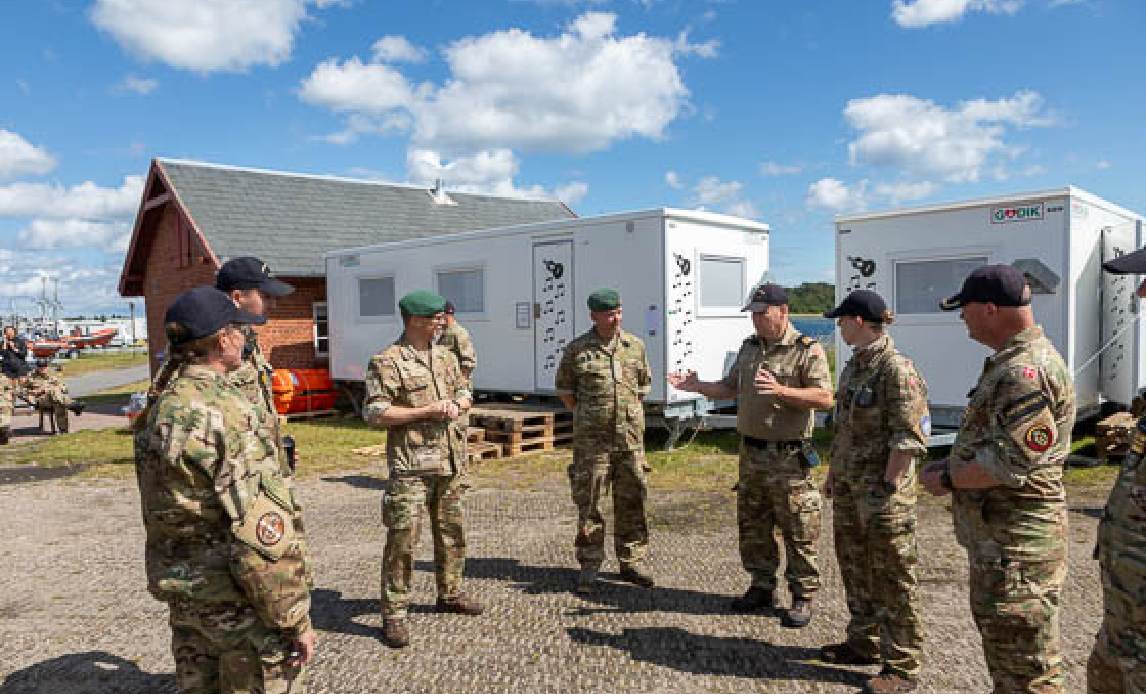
[1096,411,1137,463]
[468,404,573,457]
[466,426,503,464]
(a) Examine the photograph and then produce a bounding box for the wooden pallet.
[1097,411,1137,462]
[467,441,502,463]
[470,404,574,456]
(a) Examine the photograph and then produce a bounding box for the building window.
[894,256,988,314]
[313,302,329,357]
[436,267,484,313]
[359,276,395,317]
[699,255,746,309]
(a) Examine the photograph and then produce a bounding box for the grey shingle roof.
[159,159,576,277]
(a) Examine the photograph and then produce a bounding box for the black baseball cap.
[940,264,1030,311]
[1103,246,1146,275]
[215,256,294,296]
[742,283,788,312]
[444,301,456,315]
[824,289,888,322]
[165,287,265,346]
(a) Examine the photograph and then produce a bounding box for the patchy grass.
[54,350,148,377]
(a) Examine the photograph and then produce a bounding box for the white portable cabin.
[325,208,770,422]
[835,186,1145,427]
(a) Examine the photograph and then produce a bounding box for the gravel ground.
[0,469,1107,693]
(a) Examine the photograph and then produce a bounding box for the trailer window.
[359,276,395,317]
[699,256,746,309]
[894,257,988,314]
[436,268,485,314]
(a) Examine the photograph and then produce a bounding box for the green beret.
[398,290,447,317]
[587,288,621,311]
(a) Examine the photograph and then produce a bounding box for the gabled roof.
[119,158,576,295]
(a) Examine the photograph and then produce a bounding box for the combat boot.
[730,586,775,613]
[0,427,8,445]
[381,618,409,648]
[782,598,813,628]
[436,592,484,615]
[575,566,599,594]
[864,669,917,693]
[618,564,654,588]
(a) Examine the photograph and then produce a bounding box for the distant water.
[792,317,835,343]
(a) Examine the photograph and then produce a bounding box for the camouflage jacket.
[830,334,929,476]
[133,364,311,637]
[230,326,277,418]
[719,324,832,440]
[363,333,471,477]
[0,374,12,426]
[23,370,68,400]
[438,321,477,379]
[1096,418,1146,568]
[554,328,651,453]
[951,326,1075,561]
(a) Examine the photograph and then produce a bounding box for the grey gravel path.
[64,365,150,398]
[0,471,1107,693]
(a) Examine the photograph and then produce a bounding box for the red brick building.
[118,159,575,374]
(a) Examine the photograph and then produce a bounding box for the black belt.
[742,436,805,451]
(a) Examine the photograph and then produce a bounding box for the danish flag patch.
[1021,367,1037,380]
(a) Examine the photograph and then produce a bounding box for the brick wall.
[142,207,328,374]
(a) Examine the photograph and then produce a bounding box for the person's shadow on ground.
[567,626,869,686]
[0,651,176,694]
[320,474,386,491]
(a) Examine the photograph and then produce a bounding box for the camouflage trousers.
[738,444,821,599]
[832,466,923,680]
[1087,531,1146,694]
[968,551,1067,693]
[567,449,650,569]
[167,599,305,694]
[381,473,467,618]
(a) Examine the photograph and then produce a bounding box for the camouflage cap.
[398,290,447,317]
[742,283,788,312]
[587,288,621,311]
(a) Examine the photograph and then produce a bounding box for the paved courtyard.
[0,467,1107,693]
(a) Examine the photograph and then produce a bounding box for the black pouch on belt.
[798,441,821,469]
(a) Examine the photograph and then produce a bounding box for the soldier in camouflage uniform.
[24,359,83,434]
[921,265,1074,694]
[1089,249,1146,693]
[216,257,313,586]
[820,290,929,694]
[439,301,477,385]
[669,283,834,628]
[133,287,315,693]
[555,288,653,593]
[0,372,12,445]
[363,290,483,649]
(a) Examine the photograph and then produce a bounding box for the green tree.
[786,282,835,314]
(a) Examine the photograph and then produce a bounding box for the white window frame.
[356,274,398,323]
[312,301,329,358]
[892,253,990,322]
[434,263,489,321]
[695,253,748,317]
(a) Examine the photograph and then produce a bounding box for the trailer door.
[532,239,575,391]
[1100,224,1137,405]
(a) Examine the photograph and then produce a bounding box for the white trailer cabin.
[835,186,1145,428]
[326,208,770,423]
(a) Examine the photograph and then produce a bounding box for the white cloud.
[759,161,802,176]
[17,218,130,250]
[1096,159,1111,170]
[668,174,758,218]
[806,178,869,213]
[694,176,743,206]
[0,175,144,219]
[90,0,331,73]
[843,90,1053,183]
[0,130,56,181]
[873,180,936,204]
[299,57,415,114]
[405,147,586,204]
[371,36,428,63]
[115,74,158,95]
[664,170,683,189]
[891,0,1023,28]
[301,12,706,155]
[673,30,719,58]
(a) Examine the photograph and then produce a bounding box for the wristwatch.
[940,464,954,491]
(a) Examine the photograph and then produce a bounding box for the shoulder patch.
[1023,423,1054,452]
[797,335,816,348]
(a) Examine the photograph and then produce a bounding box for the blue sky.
[1,0,1143,315]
